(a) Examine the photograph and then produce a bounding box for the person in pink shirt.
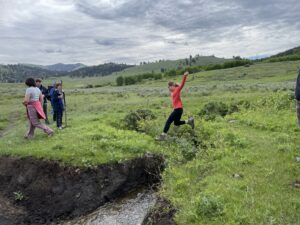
[156,72,194,141]
[23,78,54,139]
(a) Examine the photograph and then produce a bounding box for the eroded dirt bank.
[142,198,176,225]
[0,154,164,225]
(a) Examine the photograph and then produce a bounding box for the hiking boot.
[187,117,195,129]
[155,133,167,141]
[24,135,33,139]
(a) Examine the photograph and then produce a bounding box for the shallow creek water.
[59,190,156,225]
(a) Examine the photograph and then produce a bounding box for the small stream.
[59,190,156,225]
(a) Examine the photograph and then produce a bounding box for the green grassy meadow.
[0,60,300,224]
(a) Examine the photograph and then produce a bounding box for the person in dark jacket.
[295,69,300,127]
[36,79,50,124]
[51,83,64,129]
[49,81,57,122]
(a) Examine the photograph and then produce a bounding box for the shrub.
[199,100,250,121]
[228,100,251,113]
[199,102,229,121]
[124,76,136,85]
[85,84,93,88]
[196,195,224,219]
[119,73,163,86]
[166,69,177,77]
[123,109,156,131]
[116,76,124,86]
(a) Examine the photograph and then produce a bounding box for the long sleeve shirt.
[171,74,187,109]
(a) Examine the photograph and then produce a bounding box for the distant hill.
[0,55,242,83]
[44,63,86,72]
[0,63,133,83]
[68,63,134,78]
[112,55,229,77]
[270,46,300,58]
[263,46,300,63]
[0,64,62,83]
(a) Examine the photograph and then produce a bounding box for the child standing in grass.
[51,83,64,130]
[156,71,194,141]
[23,78,54,138]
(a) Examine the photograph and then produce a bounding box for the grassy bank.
[0,60,299,224]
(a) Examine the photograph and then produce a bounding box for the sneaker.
[48,132,54,138]
[155,133,167,141]
[187,117,195,129]
[58,127,63,130]
[24,135,33,139]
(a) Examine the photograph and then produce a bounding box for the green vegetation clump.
[199,102,229,120]
[268,55,300,63]
[13,191,25,201]
[123,109,156,131]
[199,100,251,121]
[116,73,162,86]
[196,195,224,219]
[165,59,253,77]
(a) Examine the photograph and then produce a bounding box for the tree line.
[116,59,253,86]
[116,73,162,86]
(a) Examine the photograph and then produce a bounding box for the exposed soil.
[142,197,176,225]
[0,194,25,225]
[0,154,164,225]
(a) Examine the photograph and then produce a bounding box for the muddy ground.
[142,198,176,225]
[0,154,164,225]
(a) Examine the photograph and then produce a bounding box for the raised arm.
[178,71,189,91]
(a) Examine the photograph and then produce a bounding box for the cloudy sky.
[0,0,299,65]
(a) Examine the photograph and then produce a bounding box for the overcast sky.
[0,0,299,65]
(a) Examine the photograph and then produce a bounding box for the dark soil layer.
[0,154,164,225]
[142,198,176,225]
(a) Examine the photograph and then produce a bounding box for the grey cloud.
[0,0,299,65]
[42,48,63,54]
[75,0,158,20]
[94,38,138,47]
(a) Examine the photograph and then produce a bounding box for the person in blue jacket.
[49,81,57,122]
[295,69,300,127]
[51,82,64,129]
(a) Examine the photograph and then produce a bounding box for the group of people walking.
[23,78,65,139]
[22,69,300,140]
[22,72,194,140]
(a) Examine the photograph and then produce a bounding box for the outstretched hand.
[184,71,189,76]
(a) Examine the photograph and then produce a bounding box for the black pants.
[51,104,57,122]
[43,103,49,123]
[56,111,63,128]
[53,112,57,122]
[163,108,186,133]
